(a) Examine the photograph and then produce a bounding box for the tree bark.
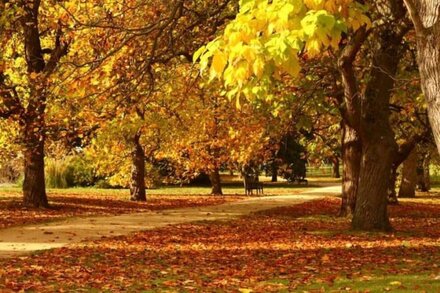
[398,149,417,198]
[209,168,223,195]
[403,0,440,155]
[352,8,406,230]
[388,165,399,204]
[331,156,341,178]
[340,123,361,217]
[423,154,431,190]
[130,133,146,201]
[23,136,48,208]
[20,1,49,208]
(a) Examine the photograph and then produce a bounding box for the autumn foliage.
[1,197,440,292]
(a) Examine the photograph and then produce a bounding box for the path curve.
[0,185,340,258]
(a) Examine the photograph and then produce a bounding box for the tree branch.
[44,22,70,76]
[403,0,427,36]
[0,73,24,118]
[337,26,368,130]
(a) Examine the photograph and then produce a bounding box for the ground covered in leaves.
[1,197,440,292]
[0,189,242,229]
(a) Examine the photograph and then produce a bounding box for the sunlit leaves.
[195,0,371,101]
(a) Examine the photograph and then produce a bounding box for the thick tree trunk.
[23,138,48,208]
[209,168,223,195]
[352,15,404,231]
[20,1,49,208]
[340,123,361,217]
[352,136,396,231]
[398,149,417,198]
[331,156,341,178]
[130,133,146,201]
[404,0,440,155]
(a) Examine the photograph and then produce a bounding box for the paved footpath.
[0,185,340,258]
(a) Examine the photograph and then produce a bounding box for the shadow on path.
[0,185,341,258]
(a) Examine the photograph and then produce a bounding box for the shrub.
[45,158,75,188]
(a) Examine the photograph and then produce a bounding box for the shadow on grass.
[1,206,439,292]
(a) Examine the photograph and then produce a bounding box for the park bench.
[243,174,264,195]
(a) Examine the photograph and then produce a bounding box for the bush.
[68,156,98,187]
[45,156,100,188]
[45,158,75,188]
[94,179,114,189]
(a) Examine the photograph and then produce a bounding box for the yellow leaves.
[348,6,372,30]
[193,45,207,63]
[234,62,250,86]
[304,37,322,57]
[252,56,265,78]
[280,56,300,76]
[304,0,325,10]
[210,52,227,77]
[195,0,370,103]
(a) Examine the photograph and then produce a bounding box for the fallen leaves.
[0,190,242,229]
[0,197,439,291]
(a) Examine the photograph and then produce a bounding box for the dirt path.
[0,185,340,258]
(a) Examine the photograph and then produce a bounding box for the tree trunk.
[352,135,396,231]
[404,0,440,155]
[422,152,431,191]
[340,123,361,217]
[23,138,48,208]
[398,149,417,198]
[271,160,278,182]
[331,156,341,178]
[20,1,49,208]
[352,15,404,231]
[388,165,399,204]
[130,133,146,201]
[209,168,223,195]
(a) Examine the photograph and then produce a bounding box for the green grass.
[297,274,440,292]
[0,176,327,198]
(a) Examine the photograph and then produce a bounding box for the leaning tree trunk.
[340,123,361,217]
[209,168,223,195]
[130,133,146,201]
[398,149,417,198]
[331,156,341,178]
[404,0,440,155]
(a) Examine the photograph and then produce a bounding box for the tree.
[403,0,440,155]
[398,148,418,198]
[196,0,422,230]
[61,0,238,199]
[0,1,71,207]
